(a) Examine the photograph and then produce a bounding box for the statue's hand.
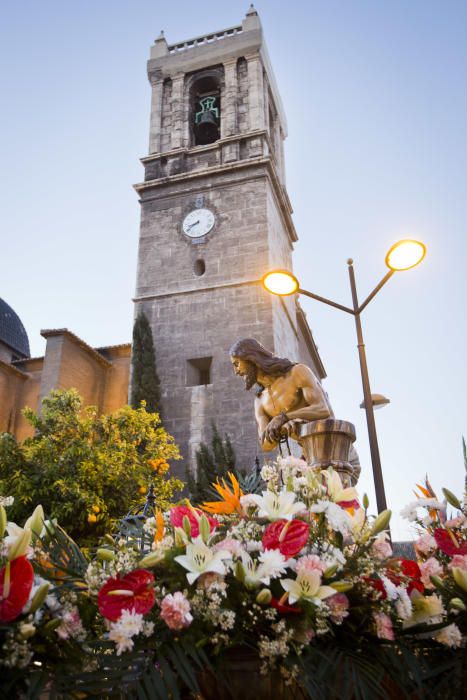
[283,419,305,441]
[264,413,289,443]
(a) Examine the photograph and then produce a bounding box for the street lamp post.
[262,239,426,514]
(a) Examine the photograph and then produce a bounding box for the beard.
[243,363,257,391]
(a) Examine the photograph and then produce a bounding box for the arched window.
[189,72,221,146]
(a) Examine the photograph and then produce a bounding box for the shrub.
[0,389,183,544]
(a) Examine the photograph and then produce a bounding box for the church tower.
[133,7,325,478]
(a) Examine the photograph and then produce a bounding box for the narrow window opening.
[193,259,206,276]
[187,357,212,386]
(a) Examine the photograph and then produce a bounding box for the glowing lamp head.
[262,270,299,296]
[385,239,426,271]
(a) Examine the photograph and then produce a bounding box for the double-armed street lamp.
[262,239,426,514]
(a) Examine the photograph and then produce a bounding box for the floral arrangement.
[1,456,466,699]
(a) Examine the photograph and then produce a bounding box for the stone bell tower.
[133,6,325,479]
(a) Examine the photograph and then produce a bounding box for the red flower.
[98,570,155,621]
[169,506,218,538]
[434,528,467,557]
[386,559,424,595]
[0,556,34,623]
[363,577,387,599]
[337,499,360,511]
[262,519,309,557]
[271,597,302,614]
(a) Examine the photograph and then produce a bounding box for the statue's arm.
[255,398,276,452]
[284,365,332,422]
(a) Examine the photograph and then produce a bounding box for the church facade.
[0,8,325,477]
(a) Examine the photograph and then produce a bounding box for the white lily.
[322,468,358,504]
[250,488,306,521]
[348,508,366,537]
[281,569,336,605]
[174,536,230,585]
[5,522,32,560]
[24,505,45,539]
[241,549,291,588]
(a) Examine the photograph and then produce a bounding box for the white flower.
[281,569,335,605]
[240,550,290,588]
[435,623,462,648]
[108,609,144,656]
[395,588,413,620]
[260,465,278,483]
[381,576,398,601]
[174,536,231,585]
[250,489,306,521]
[322,468,358,504]
[309,501,352,535]
[4,522,32,560]
[240,494,259,510]
[401,499,445,522]
[0,496,14,507]
[400,503,419,522]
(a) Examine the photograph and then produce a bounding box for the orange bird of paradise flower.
[202,472,244,515]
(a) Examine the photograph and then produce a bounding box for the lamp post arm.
[358,270,394,314]
[298,288,355,315]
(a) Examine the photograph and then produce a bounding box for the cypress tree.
[130,312,161,414]
[188,423,237,503]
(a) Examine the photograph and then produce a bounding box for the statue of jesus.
[229,338,334,452]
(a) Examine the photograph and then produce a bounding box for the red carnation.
[0,556,34,623]
[363,577,387,599]
[271,597,302,615]
[385,559,424,595]
[169,506,218,538]
[434,528,467,557]
[262,519,309,557]
[98,569,155,621]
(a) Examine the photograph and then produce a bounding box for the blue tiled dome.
[0,298,30,359]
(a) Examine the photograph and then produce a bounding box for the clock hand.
[187,220,200,230]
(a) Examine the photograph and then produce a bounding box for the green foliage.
[188,424,236,504]
[0,389,183,544]
[130,311,161,414]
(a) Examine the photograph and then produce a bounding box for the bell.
[195,110,219,145]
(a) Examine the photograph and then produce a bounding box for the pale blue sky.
[1,1,466,539]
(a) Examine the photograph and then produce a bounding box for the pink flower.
[449,555,467,571]
[371,537,393,560]
[169,506,218,538]
[160,592,193,631]
[56,607,84,640]
[327,593,349,623]
[373,612,394,640]
[214,538,243,557]
[419,557,443,588]
[295,555,327,575]
[414,534,437,555]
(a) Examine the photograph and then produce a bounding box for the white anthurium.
[241,549,292,588]
[322,468,358,504]
[250,488,306,521]
[281,569,336,605]
[174,536,231,585]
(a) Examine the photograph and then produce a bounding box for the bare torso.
[254,364,333,450]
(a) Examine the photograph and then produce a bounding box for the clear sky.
[2,1,466,540]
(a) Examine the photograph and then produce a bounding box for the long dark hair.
[229,338,295,377]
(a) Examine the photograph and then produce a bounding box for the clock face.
[182,208,215,238]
